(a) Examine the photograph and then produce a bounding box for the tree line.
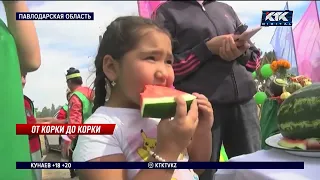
[35,104,62,118]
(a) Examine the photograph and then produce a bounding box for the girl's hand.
[156,96,199,159]
[192,93,214,130]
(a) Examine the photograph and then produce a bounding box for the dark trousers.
[199,99,261,180]
[69,148,77,177]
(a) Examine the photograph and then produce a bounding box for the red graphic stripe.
[175,61,201,76]
[173,54,197,68]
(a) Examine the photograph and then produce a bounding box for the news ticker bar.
[17,162,304,169]
[16,124,116,135]
[16,12,94,20]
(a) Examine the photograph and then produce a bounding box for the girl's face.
[106,28,174,108]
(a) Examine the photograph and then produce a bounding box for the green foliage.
[256,50,276,82]
[254,50,277,97]
[262,50,277,65]
[35,104,62,117]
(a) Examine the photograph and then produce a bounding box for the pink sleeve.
[67,96,83,140]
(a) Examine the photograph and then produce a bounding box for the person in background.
[36,91,72,125]
[21,73,42,180]
[21,74,60,124]
[55,90,72,164]
[153,1,261,179]
[22,74,63,179]
[1,1,41,179]
[55,90,72,121]
[63,67,94,178]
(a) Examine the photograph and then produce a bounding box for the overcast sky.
[0,1,314,109]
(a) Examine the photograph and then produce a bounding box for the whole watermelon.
[277,83,320,139]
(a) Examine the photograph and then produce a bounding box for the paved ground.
[40,136,78,180]
[42,152,78,180]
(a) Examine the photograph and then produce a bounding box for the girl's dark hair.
[66,67,83,85]
[92,16,170,113]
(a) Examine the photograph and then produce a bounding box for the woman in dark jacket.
[153,1,261,179]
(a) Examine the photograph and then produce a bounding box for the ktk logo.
[261,10,293,26]
[265,12,289,22]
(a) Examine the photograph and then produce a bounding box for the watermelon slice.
[306,138,320,150]
[140,85,196,118]
[278,137,320,150]
[278,138,307,150]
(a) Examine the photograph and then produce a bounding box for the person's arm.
[187,127,212,175]
[239,43,260,72]
[152,6,213,82]
[56,108,67,120]
[36,117,54,123]
[67,95,83,140]
[26,110,38,139]
[228,6,261,72]
[3,1,41,73]
[36,117,66,124]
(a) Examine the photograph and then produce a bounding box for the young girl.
[73,16,214,180]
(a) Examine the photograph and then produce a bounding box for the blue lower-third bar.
[16,162,304,169]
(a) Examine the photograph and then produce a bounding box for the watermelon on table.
[140,85,196,119]
[277,83,320,140]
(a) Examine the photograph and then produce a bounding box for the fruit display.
[284,82,303,93]
[280,92,291,100]
[254,58,318,151]
[277,83,320,149]
[290,75,313,87]
[270,79,288,97]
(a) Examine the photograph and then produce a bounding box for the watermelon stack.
[277,83,320,149]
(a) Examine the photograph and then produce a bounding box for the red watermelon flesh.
[140,85,196,118]
[278,138,307,150]
[278,137,320,150]
[306,138,320,150]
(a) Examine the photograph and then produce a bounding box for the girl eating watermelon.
[73,16,214,180]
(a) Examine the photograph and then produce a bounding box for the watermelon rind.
[278,138,307,150]
[141,93,196,119]
[277,83,320,139]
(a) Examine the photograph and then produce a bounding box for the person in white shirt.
[73,16,214,180]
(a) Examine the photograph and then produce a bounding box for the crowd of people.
[1,1,261,180]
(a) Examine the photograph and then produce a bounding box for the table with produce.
[215,59,319,180]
